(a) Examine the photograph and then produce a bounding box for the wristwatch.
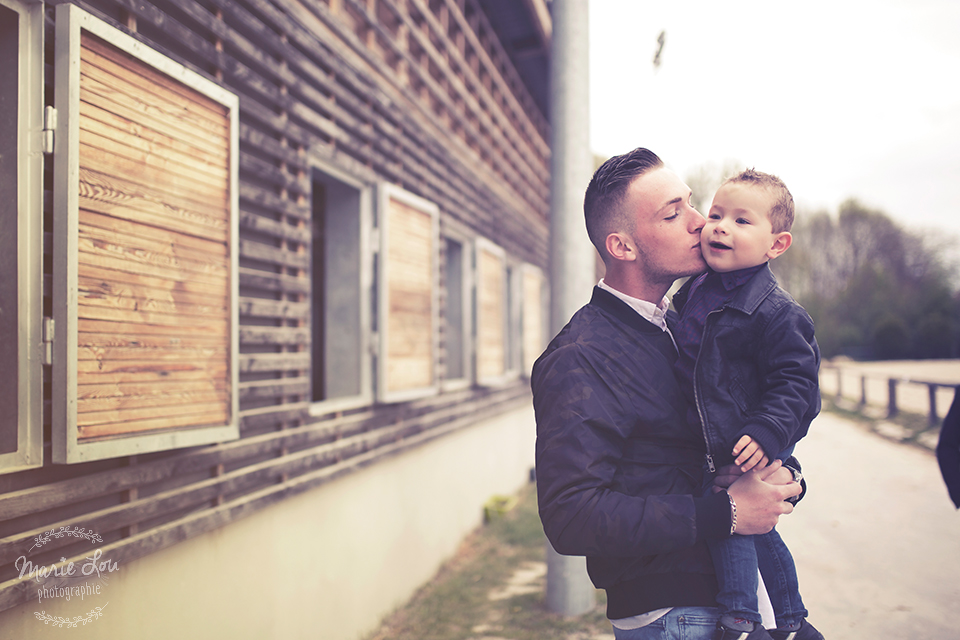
[784,465,803,505]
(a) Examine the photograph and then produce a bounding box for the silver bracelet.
[727,492,737,535]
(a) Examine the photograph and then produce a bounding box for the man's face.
[622,167,706,283]
[702,182,780,273]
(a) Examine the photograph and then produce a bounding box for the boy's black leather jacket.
[672,264,821,469]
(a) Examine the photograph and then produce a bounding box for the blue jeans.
[707,445,806,629]
[708,528,807,629]
[612,607,720,639]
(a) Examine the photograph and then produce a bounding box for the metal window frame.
[440,231,474,392]
[376,183,441,403]
[503,260,523,379]
[51,5,240,463]
[306,158,375,417]
[0,0,43,473]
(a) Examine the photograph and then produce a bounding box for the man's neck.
[601,272,670,306]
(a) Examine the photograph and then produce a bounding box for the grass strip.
[364,481,610,640]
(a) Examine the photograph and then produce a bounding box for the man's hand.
[711,461,796,492]
[723,459,801,535]
[732,435,769,472]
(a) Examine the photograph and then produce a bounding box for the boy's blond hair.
[722,168,794,234]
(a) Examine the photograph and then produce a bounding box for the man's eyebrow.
[660,197,682,210]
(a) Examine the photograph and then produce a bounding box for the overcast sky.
[589,0,960,243]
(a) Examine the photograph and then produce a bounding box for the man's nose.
[688,210,705,232]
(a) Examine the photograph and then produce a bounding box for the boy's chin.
[703,258,732,273]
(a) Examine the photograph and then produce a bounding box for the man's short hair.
[723,168,795,233]
[584,147,664,260]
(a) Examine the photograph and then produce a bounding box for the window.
[377,184,440,402]
[309,166,373,412]
[0,0,43,473]
[442,235,472,389]
[51,5,239,462]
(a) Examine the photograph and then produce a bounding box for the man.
[532,148,803,640]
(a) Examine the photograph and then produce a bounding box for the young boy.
[672,169,823,640]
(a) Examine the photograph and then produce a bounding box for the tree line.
[770,199,959,360]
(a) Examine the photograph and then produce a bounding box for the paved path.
[777,412,960,639]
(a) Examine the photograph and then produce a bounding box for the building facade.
[0,0,553,636]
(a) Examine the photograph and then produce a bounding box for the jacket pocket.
[729,372,759,414]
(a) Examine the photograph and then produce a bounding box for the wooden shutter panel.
[476,239,506,384]
[52,6,239,462]
[522,265,545,377]
[378,185,439,402]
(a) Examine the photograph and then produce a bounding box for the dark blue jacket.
[936,388,960,508]
[532,287,731,619]
[673,264,821,469]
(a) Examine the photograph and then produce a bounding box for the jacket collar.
[723,263,779,315]
[589,287,664,334]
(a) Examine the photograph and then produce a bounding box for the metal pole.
[549,0,596,333]
[545,0,596,617]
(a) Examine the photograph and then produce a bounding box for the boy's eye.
[736,217,750,225]
[708,213,720,220]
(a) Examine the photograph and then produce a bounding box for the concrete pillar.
[545,0,596,617]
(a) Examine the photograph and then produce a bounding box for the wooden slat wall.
[385,196,435,393]
[76,32,233,440]
[0,0,550,613]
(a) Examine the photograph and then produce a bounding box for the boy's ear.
[605,232,637,262]
[766,231,792,260]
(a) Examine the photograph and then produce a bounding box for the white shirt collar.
[597,279,670,332]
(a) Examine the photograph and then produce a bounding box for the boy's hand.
[733,435,769,472]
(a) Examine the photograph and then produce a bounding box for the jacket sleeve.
[936,389,960,508]
[532,341,730,558]
[738,303,821,460]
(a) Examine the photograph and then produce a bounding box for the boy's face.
[701,182,790,273]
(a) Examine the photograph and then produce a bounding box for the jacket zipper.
[694,307,723,475]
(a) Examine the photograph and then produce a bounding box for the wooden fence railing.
[821,364,959,427]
